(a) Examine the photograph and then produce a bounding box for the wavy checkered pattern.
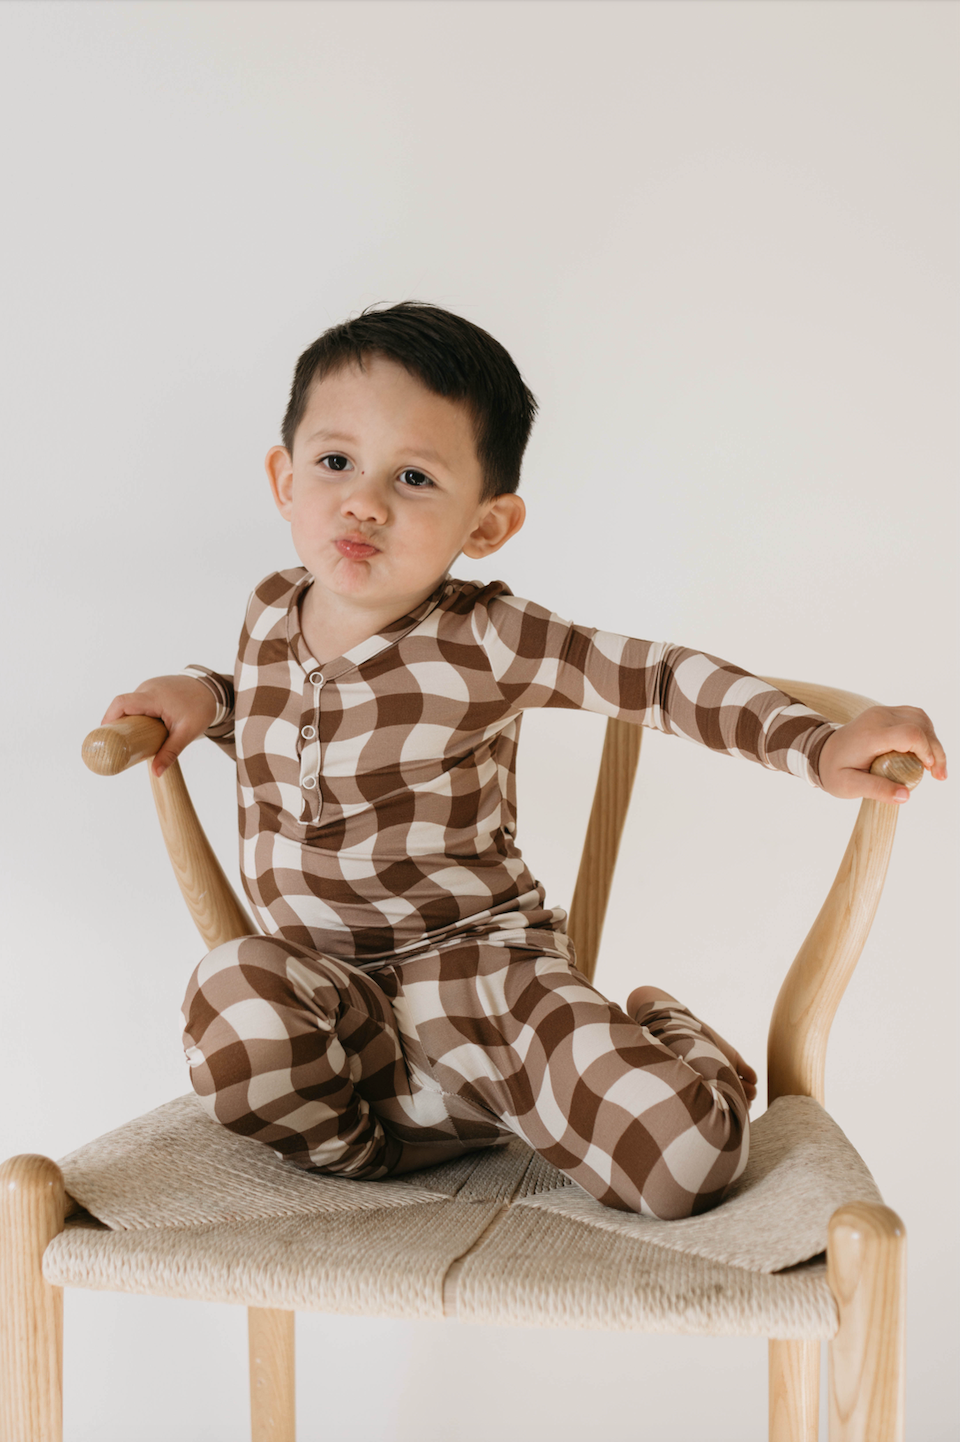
[184,568,835,966]
[182,934,749,1218]
[178,569,836,1215]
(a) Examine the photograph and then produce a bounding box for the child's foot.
[627,983,681,1018]
[626,984,758,1106]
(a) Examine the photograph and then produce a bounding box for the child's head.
[281,302,537,502]
[267,305,532,619]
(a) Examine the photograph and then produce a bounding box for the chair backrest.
[82,685,921,1107]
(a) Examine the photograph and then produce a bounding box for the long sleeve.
[180,664,237,760]
[472,591,837,787]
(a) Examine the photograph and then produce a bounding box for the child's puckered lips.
[335,533,381,559]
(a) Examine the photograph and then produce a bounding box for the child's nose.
[341,473,389,525]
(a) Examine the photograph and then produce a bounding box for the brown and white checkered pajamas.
[181,570,836,1217]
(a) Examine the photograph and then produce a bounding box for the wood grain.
[870,751,924,789]
[82,716,169,775]
[148,760,255,951]
[567,718,642,982]
[768,1339,820,1442]
[759,679,876,727]
[827,1204,906,1442]
[0,1154,66,1442]
[767,794,900,1104]
[249,1307,296,1442]
[82,715,254,950]
[764,682,922,1105]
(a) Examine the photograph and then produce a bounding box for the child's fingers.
[151,723,196,778]
[99,695,176,775]
[863,707,947,778]
[101,692,161,725]
[841,768,912,805]
[926,729,948,780]
[872,714,942,772]
[820,705,948,799]
[151,745,179,778]
[101,695,174,772]
[99,677,217,777]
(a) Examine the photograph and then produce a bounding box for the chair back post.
[147,763,256,950]
[760,678,922,1105]
[82,717,254,951]
[567,718,643,983]
[767,796,900,1104]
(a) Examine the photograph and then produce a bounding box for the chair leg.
[769,1339,820,1441]
[0,1155,66,1442]
[827,1203,905,1442]
[248,1306,295,1442]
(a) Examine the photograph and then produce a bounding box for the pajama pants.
[181,932,750,1219]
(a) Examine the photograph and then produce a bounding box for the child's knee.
[183,935,337,1029]
[182,939,242,1051]
[181,936,314,1090]
[183,940,246,1046]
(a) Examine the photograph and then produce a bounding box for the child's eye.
[319,453,351,473]
[399,469,434,489]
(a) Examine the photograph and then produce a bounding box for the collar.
[286,571,453,682]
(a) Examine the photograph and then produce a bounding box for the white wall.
[1,2,956,1437]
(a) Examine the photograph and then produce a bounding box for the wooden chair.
[0,679,922,1442]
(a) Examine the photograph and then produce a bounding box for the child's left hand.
[817,705,947,804]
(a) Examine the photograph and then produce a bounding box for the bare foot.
[626,984,758,1106]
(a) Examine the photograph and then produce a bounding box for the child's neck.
[298,577,444,665]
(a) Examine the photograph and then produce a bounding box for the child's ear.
[266,446,294,518]
[462,494,526,559]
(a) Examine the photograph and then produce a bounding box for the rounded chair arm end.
[82,715,168,775]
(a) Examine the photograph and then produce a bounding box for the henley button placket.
[299,671,324,818]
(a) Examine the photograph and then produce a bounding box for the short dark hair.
[281,302,537,500]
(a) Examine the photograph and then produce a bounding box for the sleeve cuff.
[803,720,840,790]
[179,666,233,730]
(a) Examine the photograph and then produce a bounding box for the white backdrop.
[1,3,956,1438]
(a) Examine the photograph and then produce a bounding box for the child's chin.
[327,564,384,595]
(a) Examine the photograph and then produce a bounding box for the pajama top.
[186,568,836,968]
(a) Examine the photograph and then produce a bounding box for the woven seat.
[45,1091,879,1339]
[0,693,921,1441]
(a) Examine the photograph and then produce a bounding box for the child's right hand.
[101,675,217,778]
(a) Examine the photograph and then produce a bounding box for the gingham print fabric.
[182,933,749,1218]
[183,568,836,967]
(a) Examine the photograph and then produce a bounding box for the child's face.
[266,356,524,619]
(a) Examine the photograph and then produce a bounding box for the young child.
[103,303,946,1219]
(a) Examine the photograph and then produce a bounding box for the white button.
[309,671,324,685]
[302,775,318,790]
[301,725,317,740]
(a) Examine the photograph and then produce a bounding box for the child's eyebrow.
[304,428,359,447]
